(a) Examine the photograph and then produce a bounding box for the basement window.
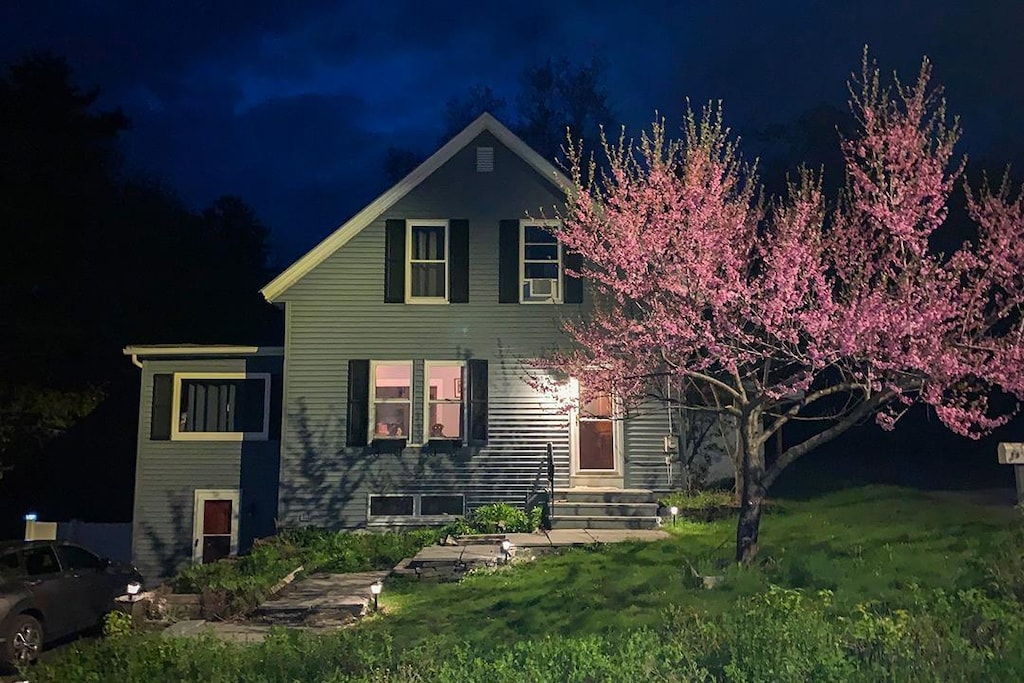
[368,493,466,522]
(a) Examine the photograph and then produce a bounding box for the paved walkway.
[164,528,669,643]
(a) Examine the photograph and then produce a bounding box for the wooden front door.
[579,393,615,470]
[193,490,239,564]
[571,382,623,487]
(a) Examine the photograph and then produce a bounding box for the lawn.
[363,486,1019,650]
[29,485,1024,682]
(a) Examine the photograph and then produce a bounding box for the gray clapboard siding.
[131,356,281,580]
[275,131,577,528]
[274,129,730,528]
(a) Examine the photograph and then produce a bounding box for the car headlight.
[126,580,142,595]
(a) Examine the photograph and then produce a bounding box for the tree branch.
[762,390,897,489]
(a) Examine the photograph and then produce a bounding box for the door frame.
[569,379,624,487]
[192,489,240,564]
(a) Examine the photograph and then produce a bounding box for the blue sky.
[2,0,1022,262]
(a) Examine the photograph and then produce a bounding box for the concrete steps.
[549,488,661,530]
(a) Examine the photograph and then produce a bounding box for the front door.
[571,382,623,487]
[192,490,240,564]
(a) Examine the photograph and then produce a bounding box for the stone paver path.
[163,528,670,642]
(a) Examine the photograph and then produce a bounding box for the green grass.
[363,486,1018,650]
[31,485,1024,681]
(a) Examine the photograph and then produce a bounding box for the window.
[407,220,448,302]
[24,546,60,576]
[369,495,414,516]
[171,373,270,441]
[56,545,105,571]
[421,495,464,516]
[0,551,19,578]
[368,493,465,520]
[425,361,464,441]
[520,219,563,303]
[346,359,487,448]
[370,362,412,440]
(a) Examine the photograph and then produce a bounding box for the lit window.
[407,220,448,301]
[425,362,464,440]
[172,373,270,441]
[371,362,412,440]
[520,220,563,303]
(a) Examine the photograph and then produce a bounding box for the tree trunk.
[735,409,767,564]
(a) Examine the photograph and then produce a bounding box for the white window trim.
[171,372,271,442]
[423,360,466,443]
[405,219,450,303]
[192,489,240,564]
[519,218,564,304]
[366,492,465,525]
[369,360,414,443]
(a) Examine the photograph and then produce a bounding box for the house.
[124,113,733,580]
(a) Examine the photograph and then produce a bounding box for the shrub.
[463,503,541,533]
[660,489,737,522]
[171,528,442,619]
[102,610,133,639]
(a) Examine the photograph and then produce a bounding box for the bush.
[171,528,443,619]
[660,490,737,522]
[461,503,542,533]
[102,610,133,639]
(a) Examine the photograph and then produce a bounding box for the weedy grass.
[31,486,1024,682]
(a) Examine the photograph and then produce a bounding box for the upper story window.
[370,361,412,440]
[520,219,563,304]
[406,220,449,302]
[425,361,464,441]
[172,372,270,441]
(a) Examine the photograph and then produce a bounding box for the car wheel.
[2,614,43,667]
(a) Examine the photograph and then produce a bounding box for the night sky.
[2,1,1023,263]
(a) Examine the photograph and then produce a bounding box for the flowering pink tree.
[552,56,1024,563]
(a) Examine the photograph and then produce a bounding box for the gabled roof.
[260,112,572,302]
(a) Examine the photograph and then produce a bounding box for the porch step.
[549,515,661,530]
[549,488,661,530]
[553,502,659,517]
[554,488,656,504]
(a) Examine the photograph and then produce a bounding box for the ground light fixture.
[127,581,142,596]
[669,506,679,526]
[370,579,383,611]
[501,539,512,563]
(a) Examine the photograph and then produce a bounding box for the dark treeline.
[0,54,281,534]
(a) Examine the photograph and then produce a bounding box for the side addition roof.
[260,112,572,302]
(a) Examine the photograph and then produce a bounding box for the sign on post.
[997,442,1024,465]
[997,442,1024,504]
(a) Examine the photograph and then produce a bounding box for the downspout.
[129,353,143,369]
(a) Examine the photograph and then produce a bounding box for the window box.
[425,438,462,454]
[371,437,407,454]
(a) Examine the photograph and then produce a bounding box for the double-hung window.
[520,219,563,303]
[171,372,270,441]
[370,362,412,440]
[424,361,465,441]
[407,220,448,302]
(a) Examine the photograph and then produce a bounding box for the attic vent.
[476,146,494,172]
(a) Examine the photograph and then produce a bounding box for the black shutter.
[449,219,469,303]
[151,374,173,440]
[563,248,583,304]
[346,360,370,447]
[268,374,283,440]
[466,359,488,445]
[498,219,519,303]
[384,219,406,303]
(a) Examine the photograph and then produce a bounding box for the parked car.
[0,540,142,667]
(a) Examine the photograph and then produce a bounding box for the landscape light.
[669,506,679,526]
[501,539,512,562]
[370,580,383,611]
[24,512,37,522]
[127,581,142,596]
